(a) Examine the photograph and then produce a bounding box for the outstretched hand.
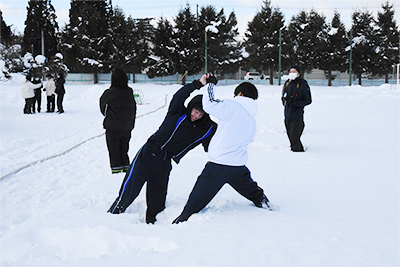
[199,73,218,86]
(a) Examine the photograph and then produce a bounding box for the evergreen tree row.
[1,0,399,85]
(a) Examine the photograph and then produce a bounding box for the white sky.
[1,0,399,37]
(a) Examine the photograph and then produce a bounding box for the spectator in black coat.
[55,73,66,113]
[31,76,43,113]
[281,65,312,152]
[100,68,137,174]
[107,74,217,224]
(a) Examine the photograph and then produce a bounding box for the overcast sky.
[1,0,399,37]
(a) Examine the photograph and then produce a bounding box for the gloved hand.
[206,74,218,85]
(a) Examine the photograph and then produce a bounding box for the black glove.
[192,80,203,90]
[206,75,218,85]
[286,97,294,106]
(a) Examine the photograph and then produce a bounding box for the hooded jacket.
[282,77,312,121]
[202,83,257,166]
[100,86,136,132]
[21,77,42,99]
[44,78,56,96]
[147,82,217,164]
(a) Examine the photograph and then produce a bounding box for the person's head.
[288,65,302,80]
[190,102,205,122]
[111,68,128,88]
[187,95,206,122]
[234,82,258,100]
[46,74,53,79]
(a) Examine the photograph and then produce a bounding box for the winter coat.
[100,86,137,133]
[281,77,312,121]
[55,77,65,95]
[147,82,217,164]
[202,83,257,166]
[21,78,42,99]
[44,78,56,96]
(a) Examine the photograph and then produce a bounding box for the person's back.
[203,82,258,166]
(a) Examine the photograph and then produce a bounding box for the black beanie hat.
[289,65,302,75]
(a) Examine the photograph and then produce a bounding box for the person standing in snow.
[55,73,66,113]
[44,74,56,113]
[108,74,217,224]
[31,76,43,113]
[281,65,312,152]
[21,74,42,114]
[173,77,273,224]
[100,68,137,174]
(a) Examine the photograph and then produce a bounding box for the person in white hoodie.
[21,74,42,114]
[44,74,56,112]
[173,75,273,224]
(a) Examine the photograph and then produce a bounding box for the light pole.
[205,30,208,73]
[205,22,220,74]
[278,27,282,86]
[349,30,353,86]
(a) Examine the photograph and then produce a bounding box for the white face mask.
[288,72,298,80]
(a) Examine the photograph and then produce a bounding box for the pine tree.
[60,0,112,76]
[108,7,136,71]
[286,9,326,73]
[147,17,176,78]
[199,6,242,76]
[244,0,285,84]
[22,0,58,59]
[1,10,12,46]
[375,1,399,83]
[172,4,202,84]
[319,11,348,86]
[350,9,378,85]
[130,18,154,74]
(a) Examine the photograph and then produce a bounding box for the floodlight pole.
[278,28,282,86]
[349,30,353,86]
[205,30,208,73]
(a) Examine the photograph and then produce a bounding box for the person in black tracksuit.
[107,78,217,224]
[100,68,137,174]
[281,65,312,152]
[55,73,66,113]
[31,76,43,113]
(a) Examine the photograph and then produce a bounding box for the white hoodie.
[44,78,56,96]
[202,83,258,166]
[21,78,42,99]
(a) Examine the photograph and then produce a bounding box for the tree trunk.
[269,69,274,85]
[358,75,362,85]
[328,70,332,86]
[94,73,98,84]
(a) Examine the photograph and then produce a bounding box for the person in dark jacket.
[31,75,43,113]
[281,65,312,152]
[108,74,217,224]
[55,73,66,113]
[100,68,137,174]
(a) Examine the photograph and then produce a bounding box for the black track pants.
[176,162,264,222]
[105,130,131,171]
[284,119,305,152]
[108,142,172,223]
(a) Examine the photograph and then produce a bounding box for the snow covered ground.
[1,73,399,266]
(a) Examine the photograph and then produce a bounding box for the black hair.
[192,102,205,115]
[111,68,128,88]
[234,82,258,100]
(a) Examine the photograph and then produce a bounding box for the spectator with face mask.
[281,65,312,152]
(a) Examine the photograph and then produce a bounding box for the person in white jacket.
[21,74,42,114]
[173,75,273,223]
[44,74,56,112]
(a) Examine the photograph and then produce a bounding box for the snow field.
[0,74,399,266]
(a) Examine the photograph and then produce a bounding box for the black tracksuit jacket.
[147,82,217,163]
